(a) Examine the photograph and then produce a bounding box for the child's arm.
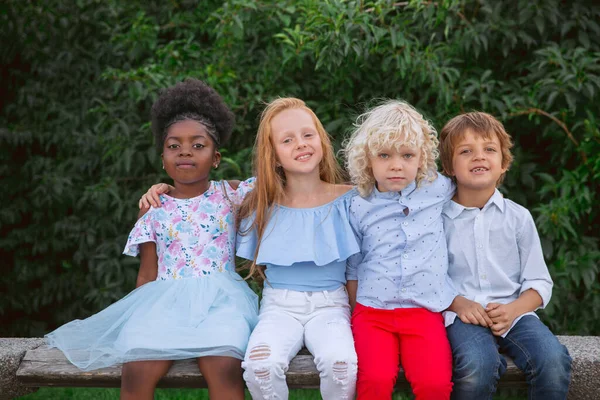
[133,207,158,287]
[345,204,362,311]
[486,289,543,336]
[448,295,493,327]
[138,183,175,209]
[346,280,358,310]
[136,242,158,287]
[487,209,551,336]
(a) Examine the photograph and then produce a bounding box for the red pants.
[352,303,453,400]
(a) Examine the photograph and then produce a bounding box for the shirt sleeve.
[345,202,363,281]
[517,210,553,308]
[236,213,258,261]
[123,210,157,257]
[438,173,456,203]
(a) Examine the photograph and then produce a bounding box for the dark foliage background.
[2,0,599,336]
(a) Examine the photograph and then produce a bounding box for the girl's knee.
[330,359,357,384]
[246,343,273,363]
[243,343,287,384]
[319,357,358,388]
[314,350,358,383]
[202,357,244,387]
[121,363,158,394]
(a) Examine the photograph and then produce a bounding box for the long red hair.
[237,98,343,280]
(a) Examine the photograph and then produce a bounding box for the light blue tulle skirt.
[45,271,259,371]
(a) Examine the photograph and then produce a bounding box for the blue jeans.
[446,316,571,400]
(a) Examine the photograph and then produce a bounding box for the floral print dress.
[46,179,258,371]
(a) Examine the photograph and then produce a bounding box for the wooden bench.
[17,347,527,390]
[6,336,600,399]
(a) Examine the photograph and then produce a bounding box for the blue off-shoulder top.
[236,189,360,292]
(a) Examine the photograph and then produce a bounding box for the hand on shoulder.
[138,183,174,209]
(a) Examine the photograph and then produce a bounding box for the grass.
[19,387,527,399]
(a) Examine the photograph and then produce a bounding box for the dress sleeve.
[123,210,157,257]
[231,177,256,206]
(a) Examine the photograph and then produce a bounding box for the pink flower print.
[221,252,230,265]
[158,255,167,273]
[172,215,183,224]
[193,244,206,258]
[198,212,208,221]
[214,232,228,247]
[163,199,177,212]
[207,192,221,203]
[175,258,186,271]
[199,257,211,268]
[219,205,231,217]
[168,240,182,256]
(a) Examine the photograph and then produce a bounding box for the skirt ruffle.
[45,271,258,371]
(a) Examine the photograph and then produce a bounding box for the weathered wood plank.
[17,345,526,389]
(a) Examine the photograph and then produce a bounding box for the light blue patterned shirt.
[346,174,458,312]
[442,189,553,336]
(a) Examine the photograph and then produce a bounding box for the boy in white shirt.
[439,112,571,399]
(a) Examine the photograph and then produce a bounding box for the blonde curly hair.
[343,100,439,197]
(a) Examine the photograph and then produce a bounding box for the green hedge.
[2,0,599,336]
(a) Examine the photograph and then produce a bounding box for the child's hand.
[449,296,493,327]
[139,183,173,209]
[486,303,517,336]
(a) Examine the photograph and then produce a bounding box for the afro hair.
[151,79,235,149]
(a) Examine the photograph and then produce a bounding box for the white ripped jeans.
[242,286,357,400]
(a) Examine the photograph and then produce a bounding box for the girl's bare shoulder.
[333,183,355,196]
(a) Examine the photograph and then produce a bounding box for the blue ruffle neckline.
[236,189,360,267]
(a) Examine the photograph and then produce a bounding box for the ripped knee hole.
[249,344,272,360]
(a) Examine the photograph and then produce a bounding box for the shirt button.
[481,274,487,280]
[403,254,408,259]
[477,244,483,249]
[402,221,408,226]
[401,288,407,293]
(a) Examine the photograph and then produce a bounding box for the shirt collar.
[442,188,505,219]
[442,199,464,220]
[371,180,417,200]
[486,189,505,212]
[400,180,417,199]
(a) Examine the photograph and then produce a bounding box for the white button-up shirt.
[442,189,553,336]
